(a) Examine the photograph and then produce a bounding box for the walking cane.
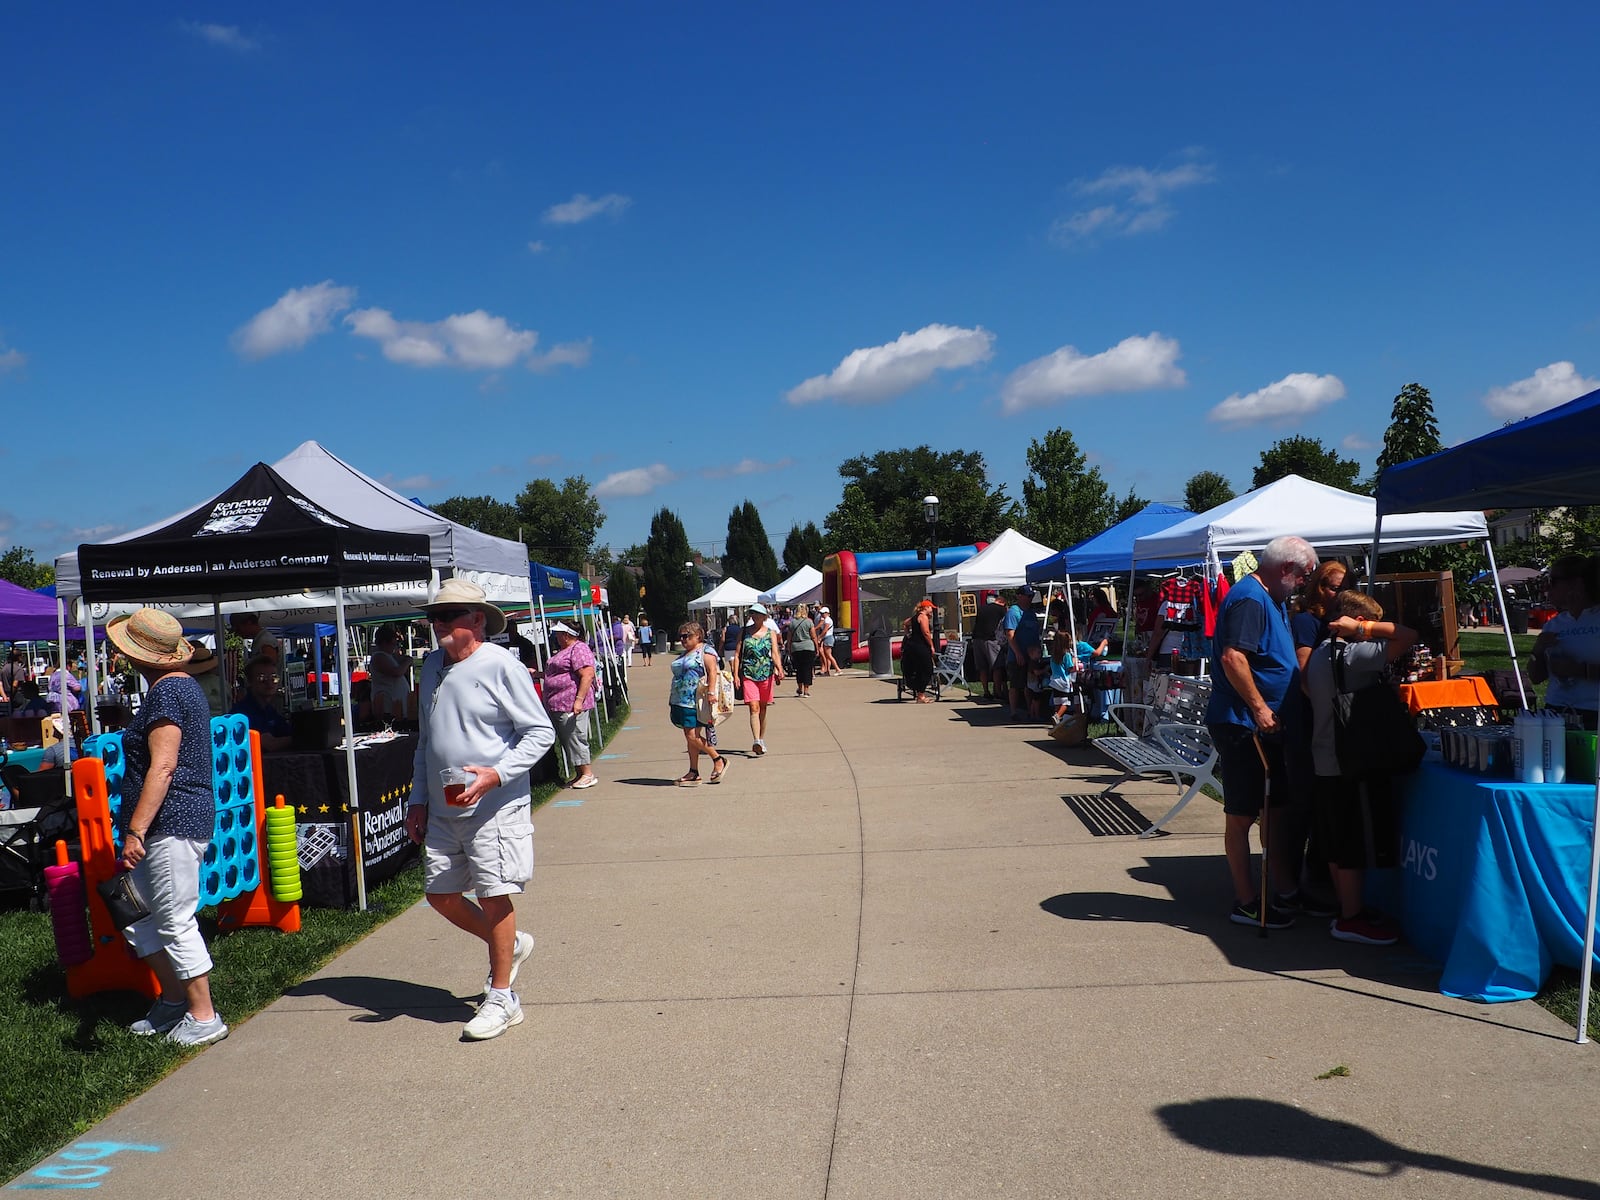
[1252,731,1272,940]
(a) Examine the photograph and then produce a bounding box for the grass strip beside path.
[1,701,628,1183]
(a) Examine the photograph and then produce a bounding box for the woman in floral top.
[733,603,784,757]
[540,621,597,789]
[669,623,729,785]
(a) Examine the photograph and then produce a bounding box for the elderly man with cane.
[1204,535,1319,930]
[405,580,556,1041]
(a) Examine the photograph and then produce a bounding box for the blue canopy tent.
[1025,502,1196,583]
[530,561,582,600]
[1376,384,1600,1043]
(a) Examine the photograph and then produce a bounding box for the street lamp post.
[923,495,940,648]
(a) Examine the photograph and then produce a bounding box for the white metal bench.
[1092,675,1218,838]
[932,638,966,698]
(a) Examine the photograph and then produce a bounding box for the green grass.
[1,702,629,1184]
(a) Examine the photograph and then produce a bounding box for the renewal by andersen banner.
[77,463,432,603]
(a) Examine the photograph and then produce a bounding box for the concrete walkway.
[23,671,1599,1198]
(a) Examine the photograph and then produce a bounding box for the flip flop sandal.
[676,771,702,787]
[708,757,729,784]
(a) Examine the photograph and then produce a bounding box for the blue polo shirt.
[1205,573,1296,729]
[232,692,291,740]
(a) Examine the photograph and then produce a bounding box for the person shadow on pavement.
[1157,1097,1600,1199]
[283,975,476,1024]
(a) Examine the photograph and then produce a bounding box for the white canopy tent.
[758,565,823,605]
[1130,475,1489,564]
[55,440,532,624]
[925,529,1058,594]
[687,577,763,611]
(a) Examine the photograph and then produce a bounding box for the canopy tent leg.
[1483,539,1529,709]
[82,599,101,737]
[210,600,226,704]
[335,587,368,912]
[1579,754,1600,1045]
[536,596,570,780]
[55,598,71,800]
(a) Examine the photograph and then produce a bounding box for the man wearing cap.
[404,579,556,1041]
[1004,585,1042,717]
[970,590,1006,700]
[228,611,281,665]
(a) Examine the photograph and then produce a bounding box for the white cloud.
[594,464,676,498]
[1342,433,1375,451]
[702,457,794,480]
[528,339,592,373]
[1483,361,1600,419]
[1052,157,1215,246]
[542,192,632,225]
[526,240,548,254]
[1208,372,1346,426]
[787,324,994,406]
[345,307,538,370]
[232,281,355,359]
[1000,333,1185,414]
[0,343,24,374]
[179,21,260,51]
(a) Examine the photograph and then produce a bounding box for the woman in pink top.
[539,621,598,788]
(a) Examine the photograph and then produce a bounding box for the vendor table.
[0,747,48,773]
[1383,758,1600,1001]
[261,734,418,908]
[1397,676,1497,716]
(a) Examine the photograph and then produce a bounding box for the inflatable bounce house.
[823,545,984,664]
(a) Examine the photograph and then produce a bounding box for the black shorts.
[1312,774,1400,870]
[1209,722,1288,818]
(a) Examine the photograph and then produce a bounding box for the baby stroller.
[0,766,79,911]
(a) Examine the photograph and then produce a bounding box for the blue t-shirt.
[122,674,216,842]
[1006,604,1042,655]
[1206,574,1296,730]
[233,692,291,740]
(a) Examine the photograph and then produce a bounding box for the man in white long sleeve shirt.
[404,580,555,1041]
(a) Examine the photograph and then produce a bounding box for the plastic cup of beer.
[440,767,473,807]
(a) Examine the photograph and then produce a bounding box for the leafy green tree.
[782,522,825,574]
[1019,428,1113,550]
[1183,470,1235,514]
[0,546,55,590]
[605,561,641,615]
[515,476,602,572]
[722,501,781,587]
[431,495,520,542]
[1252,435,1364,493]
[1113,487,1146,525]
[640,508,696,633]
[823,446,1013,553]
[1375,383,1444,476]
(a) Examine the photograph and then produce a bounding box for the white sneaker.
[463,990,523,1041]
[165,1012,229,1047]
[571,775,598,790]
[485,930,535,995]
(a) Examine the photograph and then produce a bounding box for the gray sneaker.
[463,990,523,1041]
[484,930,535,995]
[165,1012,229,1047]
[130,997,188,1037]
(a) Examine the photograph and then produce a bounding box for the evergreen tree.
[1252,435,1364,492]
[1113,487,1146,524]
[1019,428,1113,549]
[722,501,781,587]
[640,508,697,633]
[782,521,826,574]
[605,561,640,616]
[1183,470,1235,514]
[1375,382,1444,476]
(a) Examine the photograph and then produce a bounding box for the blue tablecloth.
[1386,758,1600,1002]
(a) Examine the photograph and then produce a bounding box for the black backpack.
[1328,640,1425,778]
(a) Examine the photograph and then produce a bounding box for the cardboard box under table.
[1372,757,1600,1002]
[262,734,418,908]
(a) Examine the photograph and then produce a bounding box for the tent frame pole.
[536,596,570,780]
[1579,681,1600,1044]
[335,586,368,912]
[1482,539,1529,710]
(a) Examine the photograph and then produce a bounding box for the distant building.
[1488,507,1563,548]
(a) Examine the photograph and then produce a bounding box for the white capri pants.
[124,835,212,981]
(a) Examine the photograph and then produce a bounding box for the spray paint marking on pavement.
[10,1141,162,1189]
[598,753,624,760]
[552,799,584,808]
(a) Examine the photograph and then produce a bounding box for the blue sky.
[3,3,1598,568]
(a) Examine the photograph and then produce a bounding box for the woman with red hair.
[901,599,937,703]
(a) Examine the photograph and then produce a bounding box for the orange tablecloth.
[1398,676,1498,715]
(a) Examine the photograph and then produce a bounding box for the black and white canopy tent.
[70,462,433,910]
[1377,385,1600,1044]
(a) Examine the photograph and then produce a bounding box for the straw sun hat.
[421,577,507,636]
[106,608,195,671]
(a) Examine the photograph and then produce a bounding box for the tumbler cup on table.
[440,766,473,807]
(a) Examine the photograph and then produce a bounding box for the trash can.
[1508,602,1531,635]
[833,629,854,671]
[868,628,893,676]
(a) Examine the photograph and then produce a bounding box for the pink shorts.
[741,676,774,705]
